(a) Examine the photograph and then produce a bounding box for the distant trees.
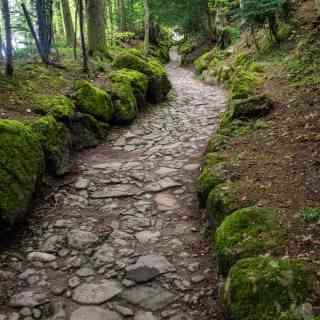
[61,0,74,46]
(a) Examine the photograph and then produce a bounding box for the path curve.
[0,50,228,320]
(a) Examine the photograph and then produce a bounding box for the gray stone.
[135,231,161,244]
[155,167,178,176]
[27,252,56,263]
[76,267,95,277]
[75,178,90,190]
[49,302,66,320]
[68,276,81,288]
[126,255,175,283]
[134,311,158,320]
[92,244,115,267]
[71,307,122,320]
[155,193,178,209]
[113,304,134,317]
[72,281,122,304]
[41,235,64,253]
[9,291,48,307]
[91,184,142,199]
[169,314,192,320]
[122,286,177,311]
[68,230,98,250]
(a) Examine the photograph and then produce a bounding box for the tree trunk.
[78,0,88,71]
[87,0,106,55]
[144,0,150,56]
[54,0,65,42]
[0,22,4,60]
[1,0,13,76]
[61,0,75,46]
[119,0,127,31]
[316,0,320,14]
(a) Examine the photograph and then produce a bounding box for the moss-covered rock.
[32,116,71,176]
[207,181,250,228]
[68,112,110,151]
[230,95,274,120]
[35,95,76,121]
[222,257,315,320]
[112,53,171,103]
[111,82,138,125]
[216,207,281,273]
[109,68,148,108]
[74,80,114,122]
[0,120,44,227]
[207,134,232,153]
[198,161,236,207]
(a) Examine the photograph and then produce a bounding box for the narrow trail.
[0,50,228,320]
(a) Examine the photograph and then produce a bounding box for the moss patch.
[222,257,315,320]
[207,134,232,153]
[0,120,44,227]
[111,82,138,125]
[207,181,250,228]
[35,95,75,121]
[109,68,148,107]
[216,207,281,273]
[32,115,71,176]
[74,80,114,122]
[112,52,151,75]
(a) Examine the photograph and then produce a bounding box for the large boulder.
[109,68,148,108]
[68,112,109,151]
[74,80,114,122]
[111,82,138,125]
[215,207,281,273]
[222,257,315,320]
[0,120,44,228]
[112,53,171,104]
[32,116,72,176]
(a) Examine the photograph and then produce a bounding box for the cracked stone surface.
[0,50,227,320]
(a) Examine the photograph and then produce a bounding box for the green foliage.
[114,32,136,42]
[300,208,320,222]
[222,257,315,320]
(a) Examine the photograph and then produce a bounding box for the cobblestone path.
[0,50,228,320]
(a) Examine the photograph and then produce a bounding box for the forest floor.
[0,50,228,319]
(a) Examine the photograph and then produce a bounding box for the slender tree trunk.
[78,0,88,71]
[206,3,217,43]
[108,0,114,45]
[87,0,106,55]
[119,0,127,31]
[73,0,78,60]
[54,0,65,42]
[144,0,150,56]
[61,0,75,46]
[1,0,13,76]
[0,22,4,60]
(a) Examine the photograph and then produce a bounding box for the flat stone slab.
[91,184,142,199]
[155,193,179,209]
[71,307,122,320]
[92,244,115,267]
[9,291,49,307]
[122,285,176,311]
[68,230,99,250]
[135,311,158,320]
[72,281,122,304]
[135,231,161,244]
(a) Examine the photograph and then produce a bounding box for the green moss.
[109,68,148,104]
[32,116,71,176]
[207,181,250,228]
[0,120,44,227]
[203,152,225,168]
[222,257,315,320]
[207,134,232,153]
[35,95,76,121]
[194,49,217,74]
[111,82,138,125]
[148,58,166,77]
[74,80,114,122]
[112,52,151,75]
[216,207,281,273]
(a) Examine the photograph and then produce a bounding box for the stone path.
[0,50,228,320]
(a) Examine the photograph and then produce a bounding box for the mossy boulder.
[194,50,215,74]
[74,80,114,122]
[230,95,274,120]
[207,181,250,228]
[112,53,171,103]
[198,161,236,207]
[216,207,281,273]
[0,120,44,227]
[68,112,110,151]
[35,95,76,121]
[111,82,138,125]
[109,68,148,108]
[32,116,71,176]
[222,257,315,320]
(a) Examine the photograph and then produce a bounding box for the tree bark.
[87,0,107,55]
[118,0,127,31]
[1,0,13,76]
[61,0,75,46]
[0,22,4,60]
[144,0,150,56]
[78,0,88,71]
